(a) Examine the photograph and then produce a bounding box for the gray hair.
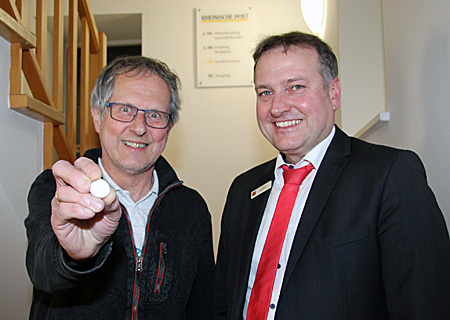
[90,56,181,123]
[253,31,338,91]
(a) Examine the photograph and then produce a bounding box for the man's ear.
[91,108,102,134]
[167,122,174,134]
[329,77,341,111]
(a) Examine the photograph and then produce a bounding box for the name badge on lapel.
[250,181,272,199]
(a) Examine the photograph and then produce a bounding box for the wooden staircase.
[0,0,107,168]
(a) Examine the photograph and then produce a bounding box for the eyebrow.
[255,77,306,90]
[286,77,306,84]
[255,84,269,90]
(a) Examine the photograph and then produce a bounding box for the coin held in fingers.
[90,179,111,199]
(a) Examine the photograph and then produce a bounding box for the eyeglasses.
[105,102,173,129]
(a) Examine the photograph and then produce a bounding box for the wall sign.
[196,6,255,87]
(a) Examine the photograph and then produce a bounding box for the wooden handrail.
[0,5,34,48]
[0,0,23,22]
[78,0,99,53]
[10,94,65,124]
[1,0,107,168]
[22,49,54,107]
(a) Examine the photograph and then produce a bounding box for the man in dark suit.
[212,31,450,319]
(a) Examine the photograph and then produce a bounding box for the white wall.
[337,0,387,136]
[0,36,40,319]
[362,0,450,225]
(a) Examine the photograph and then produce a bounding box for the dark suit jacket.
[213,127,450,320]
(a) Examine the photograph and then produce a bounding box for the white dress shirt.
[98,158,158,253]
[243,127,335,319]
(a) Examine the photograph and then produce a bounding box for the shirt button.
[277,264,281,269]
[270,303,276,309]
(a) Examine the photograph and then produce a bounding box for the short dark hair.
[91,56,181,123]
[253,31,338,90]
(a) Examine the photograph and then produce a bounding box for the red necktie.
[247,163,314,320]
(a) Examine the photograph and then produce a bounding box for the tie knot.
[282,163,314,186]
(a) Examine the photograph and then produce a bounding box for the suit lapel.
[280,127,352,294]
[236,161,275,311]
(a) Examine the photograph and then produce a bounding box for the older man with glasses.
[25,56,214,320]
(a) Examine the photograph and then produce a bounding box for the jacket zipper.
[132,254,143,319]
[123,181,183,320]
[122,205,140,320]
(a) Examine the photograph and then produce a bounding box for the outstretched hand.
[51,157,121,261]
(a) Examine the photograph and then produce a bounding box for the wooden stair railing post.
[36,0,47,81]
[43,121,53,169]
[50,0,65,168]
[67,0,78,159]
[10,42,22,94]
[52,0,63,112]
[88,31,107,149]
[79,16,90,156]
[36,0,51,166]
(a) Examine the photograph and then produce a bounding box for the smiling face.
[92,71,172,179]
[254,45,341,164]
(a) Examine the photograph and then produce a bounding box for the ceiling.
[94,14,141,46]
